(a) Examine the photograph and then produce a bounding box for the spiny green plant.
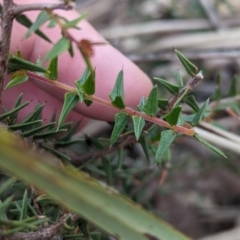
[0,1,230,240]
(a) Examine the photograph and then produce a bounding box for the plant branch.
[157,72,204,117]
[0,0,14,101]
[27,72,196,136]
[71,135,136,166]
[11,2,74,16]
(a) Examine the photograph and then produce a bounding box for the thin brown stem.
[72,135,136,166]
[11,2,73,16]
[27,71,195,136]
[0,0,14,100]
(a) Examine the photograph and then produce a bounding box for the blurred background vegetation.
[75,0,240,239]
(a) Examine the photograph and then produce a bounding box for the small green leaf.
[75,68,95,95]
[16,14,51,43]
[17,50,23,59]
[75,88,86,102]
[45,37,70,61]
[45,56,58,80]
[68,42,74,57]
[137,97,146,112]
[132,116,145,140]
[64,13,88,29]
[0,177,16,195]
[102,158,113,185]
[212,73,221,101]
[22,104,45,124]
[109,70,125,109]
[117,148,124,169]
[55,139,84,147]
[84,99,92,106]
[41,143,71,162]
[0,101,30,121]
[155,130,177,164]
[139,136,151,164]
[164,106,182,126]
[47,18,56,28]
[77,219,90,240]
[22,123,56,137]
[175,49,198,76]
[184,113,209,123]
[58,92,79,128]
[194,134,227,158]
[176,72,184,88]
[34,129,67,139]
[25,10,51,38]
[191,98,209,126]
[8,57,46,73]
[59,121,81,141]
[143,85,158,116]
[8,93,24,124]
[154,78,179,95]
[9,120,43,131]
[5,72,28,89]
[157,98,168,109]
[110,112,130,146]
[184,95,200,112]
[228,75,239,97]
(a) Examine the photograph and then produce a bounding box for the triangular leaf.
[228,75,239,97]
[5,72,28,89]
[8,56,46,73]
[102,158,113,185]
[75,68,95,95]
[45,37,70,61]
[25,10,51,38]
[143,85,158,116]
[68,41,74,57]
[211,73,221,100]
[137,97,146,112]
[16,14,51,43]
[84,99,92,106]
[155,130,177,164]
[158,98,168,109]
[176,72,184,88]
[184,112,209,124]
[194,134,227,158]
[175,49,198,76]
[164,106,182,126]
[109,70,125,109]
[154,78,179,95]
[184,95,200,112]
[139,136,151,164]
[132,116,145,140]
[76,88,86,102]
[191,98,209,126]
[110,112,130,146]
[45,56,58,80]
[47,18,56,28]
[58,92,79,129]
[64,13,88,29]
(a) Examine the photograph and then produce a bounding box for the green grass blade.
[0,129,191,240]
